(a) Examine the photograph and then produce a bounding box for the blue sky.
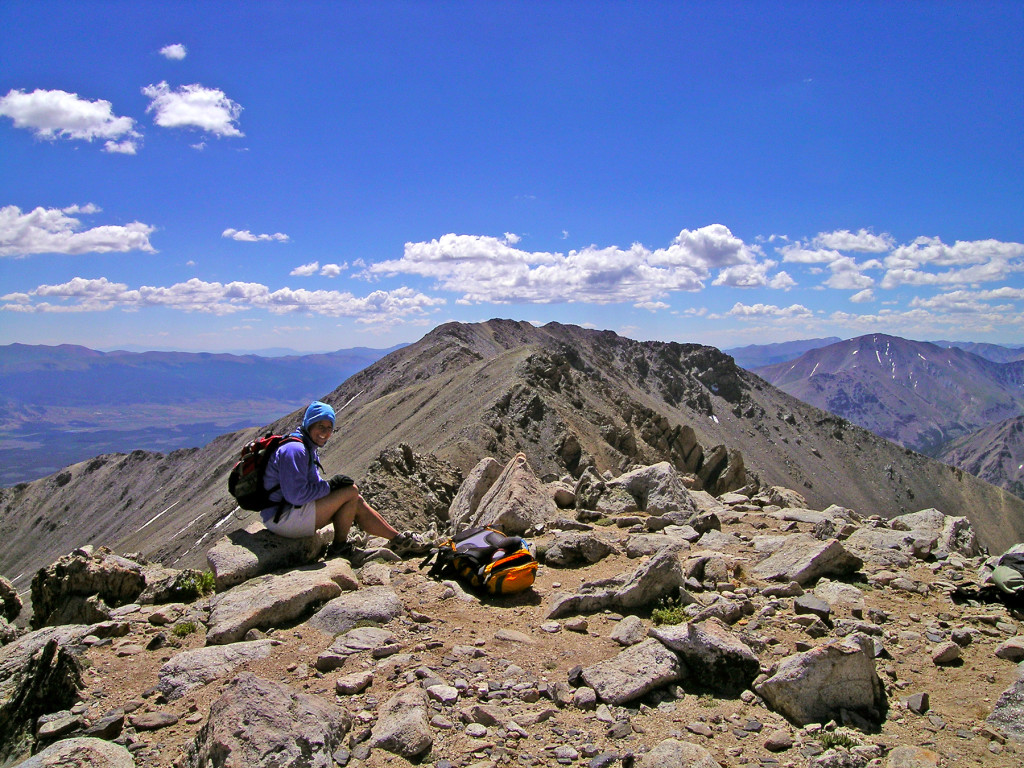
[1,1,1022,353]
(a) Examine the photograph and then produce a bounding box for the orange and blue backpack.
[421,526,538,595]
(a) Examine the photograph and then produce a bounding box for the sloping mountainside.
[0,343,402,485]
[937,415,1024,500]
[2,320,1024,593]
[755,334,1024,456]
[724,337,841,370]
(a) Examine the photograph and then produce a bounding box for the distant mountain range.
[724,338,842,369]
[0,343,404,485]
[3,320,1023,590]
[753,334,1024,498]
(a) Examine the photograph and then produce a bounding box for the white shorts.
[263,500,318,538]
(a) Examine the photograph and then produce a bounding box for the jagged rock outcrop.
[361,443,463,533]
[0,625,91,766]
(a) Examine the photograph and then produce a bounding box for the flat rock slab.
[206,525,333,591]
[205,560,357,645]
[547,548,686,619]
[13,736,135,767]
[581,638,684,706]
[317,626,397,672]
[306,585,406,635]
[636,737,720,768]
[751,535,862,586]
[185,672,350,768]
[158,639,279,699]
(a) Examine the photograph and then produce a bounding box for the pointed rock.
[448,457,503,531]
[470,453,557,535]
[370,687,433,759]
[751,535,862,586]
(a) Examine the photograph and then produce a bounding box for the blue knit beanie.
[302,401,335,430]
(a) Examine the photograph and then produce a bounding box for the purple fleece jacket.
[260,431,329,521]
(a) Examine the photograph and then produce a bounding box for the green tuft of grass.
[817,731,860,750]
[172,621,198,638]
[651,596,688,626]
[170,569,216,601]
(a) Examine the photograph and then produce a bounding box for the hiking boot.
[389,530,432,557]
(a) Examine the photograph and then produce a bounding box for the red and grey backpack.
[227,433,303,512]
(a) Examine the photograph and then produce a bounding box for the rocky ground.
[2,456,1024,768]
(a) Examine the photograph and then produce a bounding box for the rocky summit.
[1,452,1024,768]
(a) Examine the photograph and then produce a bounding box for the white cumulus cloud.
[290,261,319,277]
[143,82,243,137]
[0,205,156,258]
[0,88,140,152]
[160,43,187,60]
[370,225,785,309]
[222,228,289,242]
[1,277,446,325]
[814,229,895,253]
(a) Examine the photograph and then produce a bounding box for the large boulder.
[889,508,979,557]
[369,687,433,759]
[650,617,760,694]
[29,549,147,629]
[987,662,1024,742]
[608,462,698,516]
[12,736,135,767]
[185,672,350,768]
[468,453,557,535]
[306,585,406,635]
[636,737,720,768]
[543,532,616,568]
[547,548,688,619]
[755,633,886,726]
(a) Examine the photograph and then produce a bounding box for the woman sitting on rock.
[261,401,429,558]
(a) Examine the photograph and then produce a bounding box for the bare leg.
[315,484,398,545]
